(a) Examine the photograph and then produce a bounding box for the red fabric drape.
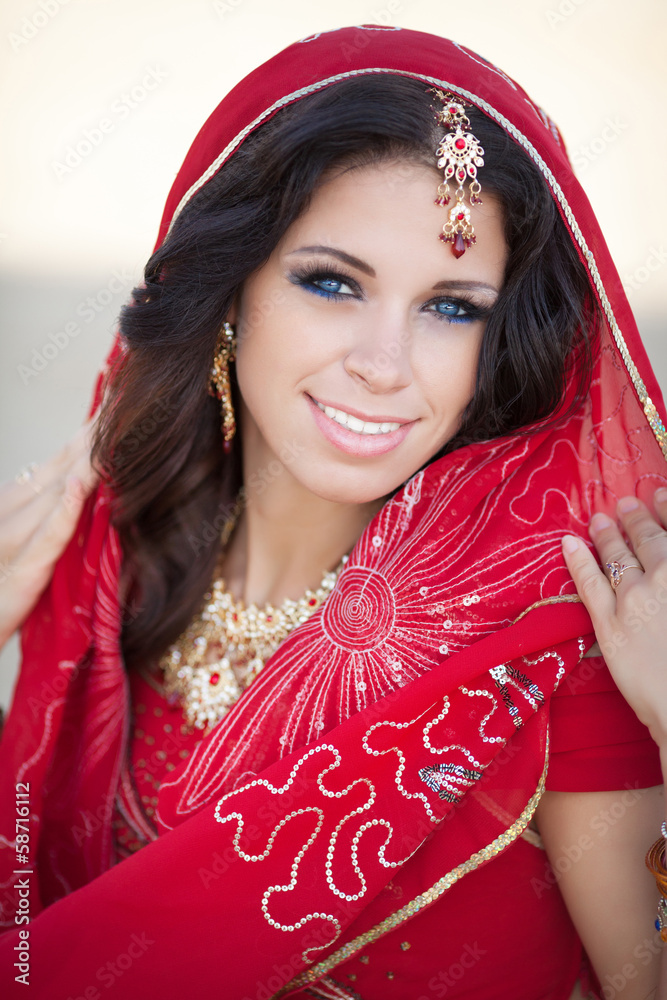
[0,24,665,999]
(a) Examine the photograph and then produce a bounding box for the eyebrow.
[287,245,499,295]
[288,245,375,277]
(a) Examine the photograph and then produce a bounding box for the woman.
[1,24,667,1000]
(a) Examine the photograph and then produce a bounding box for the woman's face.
[233,159,508,505]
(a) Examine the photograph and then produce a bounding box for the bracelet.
[646,836,667,941]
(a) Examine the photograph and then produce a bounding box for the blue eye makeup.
[288,266,360,300]
[424,297,493,325]
[287,263,494,324]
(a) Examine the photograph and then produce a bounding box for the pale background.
[1,0,665,709]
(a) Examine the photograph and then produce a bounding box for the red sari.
[0,25,666,1000]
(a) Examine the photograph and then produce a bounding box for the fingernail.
[589,513,613,532]
[618,496,639,513]
[656,487,667,503]
[562,535,580,555]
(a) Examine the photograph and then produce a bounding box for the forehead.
[279,160,508,285]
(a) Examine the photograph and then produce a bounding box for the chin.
[297,463,419,507]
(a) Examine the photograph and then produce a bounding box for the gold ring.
[606,559,642,591]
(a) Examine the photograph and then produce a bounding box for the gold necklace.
[160,556,347,731]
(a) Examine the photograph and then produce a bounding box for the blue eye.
[427,298,490,325]
[288,267,359,301]
[311,277,351,297]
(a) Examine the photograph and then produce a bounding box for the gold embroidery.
[275,748,549,996]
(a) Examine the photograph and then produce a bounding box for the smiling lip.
[306,394,416,457]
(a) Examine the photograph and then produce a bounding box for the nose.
[343,320,412,393]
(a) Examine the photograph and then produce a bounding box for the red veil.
[1,25,666,999]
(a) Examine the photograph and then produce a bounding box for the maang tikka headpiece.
[429,89,485,258]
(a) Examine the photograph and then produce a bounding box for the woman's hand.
[562,488,667,749]
[0,420,99,650]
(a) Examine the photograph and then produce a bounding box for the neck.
[221,429,384,608]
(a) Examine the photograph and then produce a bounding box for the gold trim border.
[169,66,667,462]
[275,742,549,996]
[512,594,582,624]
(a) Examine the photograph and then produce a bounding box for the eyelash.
[287,265,492,325]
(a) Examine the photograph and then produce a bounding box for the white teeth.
[346,415,365,433]
[316,401,401,435]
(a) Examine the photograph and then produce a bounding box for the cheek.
[418,328,484,415]
[234,298,293,389]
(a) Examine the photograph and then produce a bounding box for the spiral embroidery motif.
[322,568,396,651]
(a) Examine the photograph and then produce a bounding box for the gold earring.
[209,320,237,453]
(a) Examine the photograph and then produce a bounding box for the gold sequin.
[386,971,395,979]
[153,707,163,717]
[646,398,667,454]
[135,704,146,714]
[145,735,155,746]
[359,956,369,965]
[400,941,411,951]
[135,728,145,739]
[513,594,581,624]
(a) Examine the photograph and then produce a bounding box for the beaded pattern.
[418,762,484,803]
[212,659,548,974]
[280,750,549,995]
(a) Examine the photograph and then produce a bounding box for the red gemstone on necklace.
[448,105,457,114]
[457,212,465,220]
[210,672,220,685]
[455,137,466,150]
[308,598,317,607]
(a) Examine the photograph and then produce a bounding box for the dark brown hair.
[92,74,598,669]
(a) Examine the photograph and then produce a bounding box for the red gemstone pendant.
[452,233,466,259]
